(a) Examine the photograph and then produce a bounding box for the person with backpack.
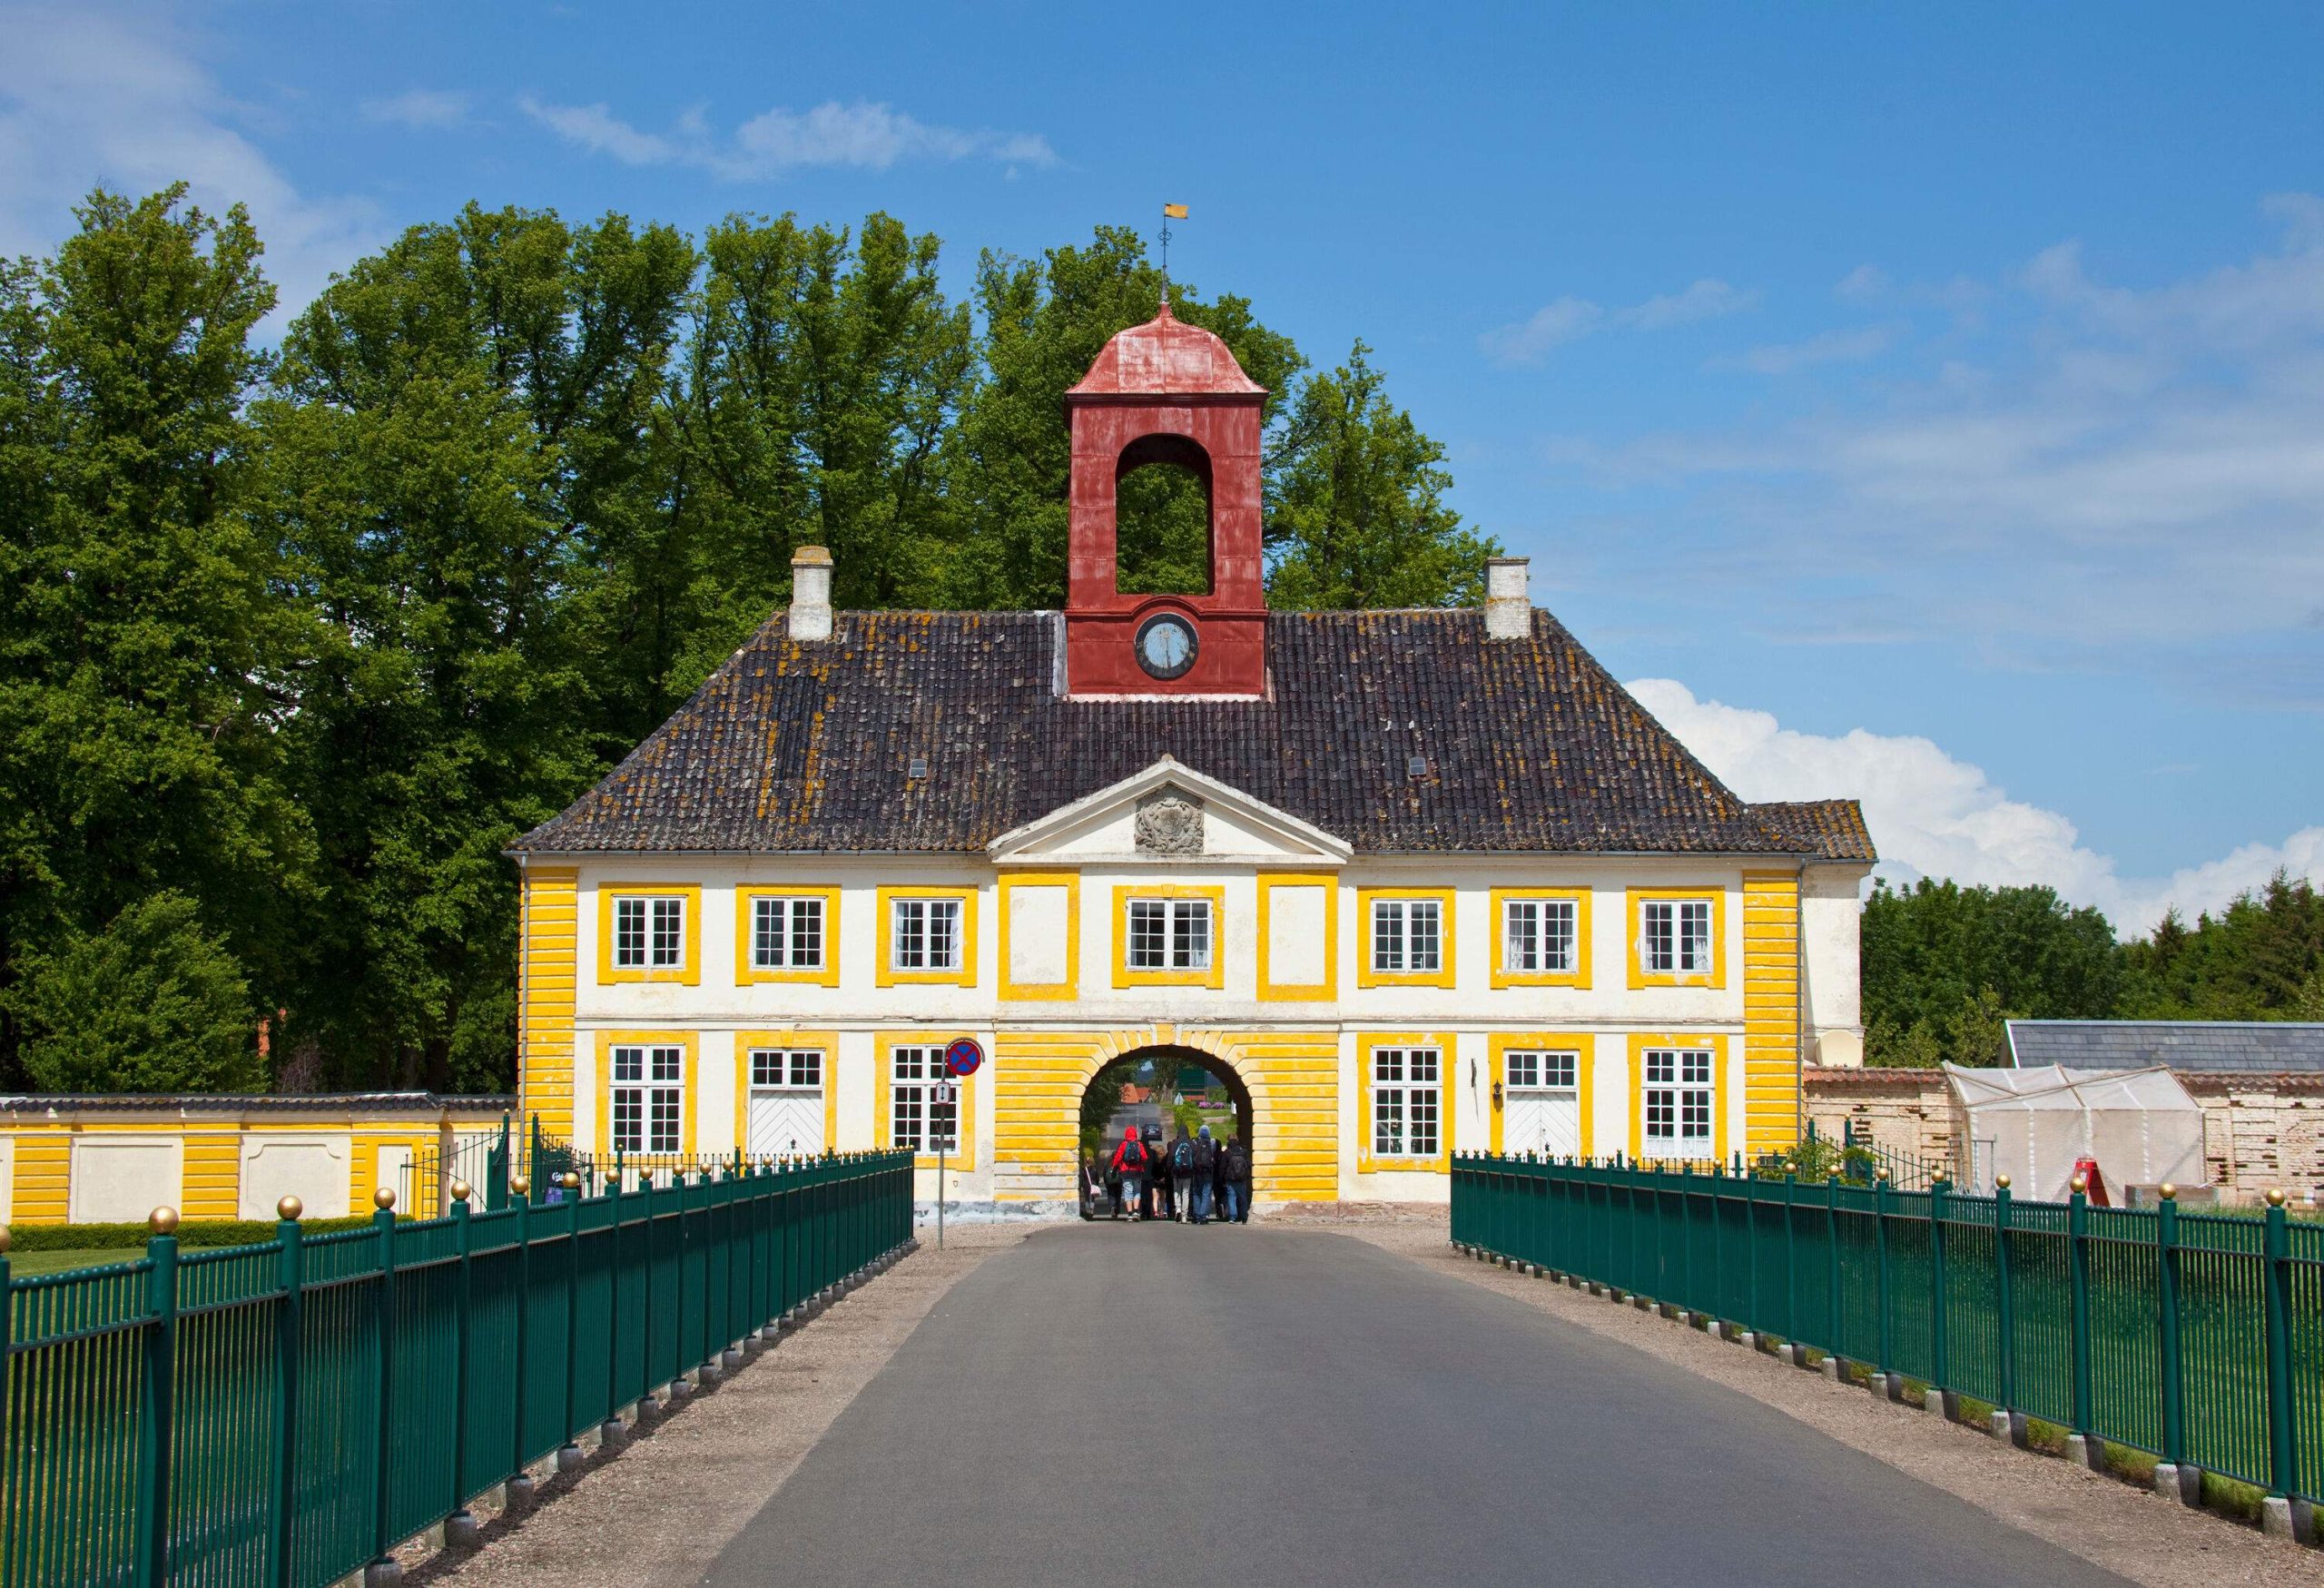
[1225,1134,1253,1222]
[1167,1124,1196,1221]
[1189,1125,1217,1224]
[1108,1126,1148,1219]
[1143,1122,1169,1219]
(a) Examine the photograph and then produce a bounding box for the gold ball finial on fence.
[448,1179,472,1204]
[510,1174,531,1196]
[1876,1168,1890,1183]
[149,1206,181,1236]
[2266,1188,2288,1208]
[2158,1182,2177,1200]
[2071,1174,2089,1195]
[277,1195,304,1221]
[1994,1173,2012,1190]
[373,1186,397,1211]
[0,1224,11,1255]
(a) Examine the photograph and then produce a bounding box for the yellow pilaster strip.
[181,1132,241,1221]
[519,867,580,1141]
[10,1132,70,1224]
[1742,871,1803,1156]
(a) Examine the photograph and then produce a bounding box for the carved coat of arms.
[1134,790,1205,856]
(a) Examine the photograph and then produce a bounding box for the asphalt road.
[704,1224,2136,1588]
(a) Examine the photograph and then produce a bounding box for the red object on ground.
[2073,1155,2111,1206]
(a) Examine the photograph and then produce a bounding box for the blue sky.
[5,2,2320,929]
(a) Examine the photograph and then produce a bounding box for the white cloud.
[1721,324,1895,375]
[1481,278,1757,365]
[1629,677,2324,933]
[1836,262,1889,301]
[519,95,1059,180]
[361,89,471,130]
[0,3,380,320]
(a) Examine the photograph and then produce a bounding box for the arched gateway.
[507,301,1876,1211]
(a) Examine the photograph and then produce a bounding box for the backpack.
[1120,1138,1147,1172]
[1226,1142,1250,1181]
[1171,1138,1195,1175]
[1192,1137,1216,1174]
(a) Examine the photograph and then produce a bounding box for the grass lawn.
[6,1248,143,1279]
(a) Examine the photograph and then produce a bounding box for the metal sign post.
[932,1040,983,1254]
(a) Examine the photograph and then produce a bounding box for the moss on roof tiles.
[515,609,1876,860]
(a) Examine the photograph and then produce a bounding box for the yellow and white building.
[509,307,1875,1208]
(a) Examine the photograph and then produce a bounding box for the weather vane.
[1160,202,1187,302]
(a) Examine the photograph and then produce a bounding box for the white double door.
[748,1089,824,1158]
[1502,1049,1581,1158]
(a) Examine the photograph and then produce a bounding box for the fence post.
[2261,1190,2299,1524]
[1873,1170,1893,1394]
[558,1174,585,1470]
[2155,1184,2189,1498]
[368,1189,398,1582]
[507,1175,535,1508]
[1929,1177,1951,1410]
[604,1169,625,1442]
[2068,1177,2096,1465]
[1825,1173,1843,1369]
[270,1198,307,1587]
[445,1183,478,1547]
[1994,1174,2018,1443]
[134,1208,181,1588]
[1782,1171,1798,1347]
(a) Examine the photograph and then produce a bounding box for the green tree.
[1264,340,1501,608]
[8,893,260,1092]
[945,228,1305,607]
[0,186,310,1085]
[1861,877,2125,1066]
[2122,873,2324,1020]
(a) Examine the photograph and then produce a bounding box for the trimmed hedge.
[5,1213,387,1252]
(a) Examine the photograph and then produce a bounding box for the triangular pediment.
[987,756,1351,865]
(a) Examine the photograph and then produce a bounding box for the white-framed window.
[1642,1047,1715,1159]
[1370,1045,1442,1159]
[890,1044,960,1155]
[612,895,686,970]
[610,1044,684,1153]
[1371,899,1443,974]
[746,1048,824,1157]
[1502,898,1579,974]
[751,896,826,971]
[891,897,962,972]
[1504,1049,1578,1092]
[1640,898,1714,976]
[1127,897,1212,972]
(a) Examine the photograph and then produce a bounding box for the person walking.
[1167,1123,1196,1222]
[1211,1127,1234,1223]
[1189,1125,1217,1224]
[1078,1149,1107,1220]
[1142,1122,1167,1219]
[1226,1132,1253,1222]
[1108,1126,1148,1220]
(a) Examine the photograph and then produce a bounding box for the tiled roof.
[0,1092,515,1113]
[514,608,1877,860]
[2006,1021,2324,1074]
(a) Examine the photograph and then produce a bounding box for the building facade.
[510,305,1876,1208]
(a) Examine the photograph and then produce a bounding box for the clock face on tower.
[1134,614,1198,680]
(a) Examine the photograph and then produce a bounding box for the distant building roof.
[0,1091,514,1114]
[2006,1021,2324,1074]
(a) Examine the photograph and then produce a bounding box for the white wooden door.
[1503,1050,1581,1158]
[749,1090,822,1157]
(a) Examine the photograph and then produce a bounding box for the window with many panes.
[1641,1048,1714,1159]
[891,897,962,972]
[1371,899,1443,975]
[1126,897,1212,972]
[1370,1045,1442,1159]
[1505,1049,1578,1093]
[1502,898,1579,974]
[610,1044,684,1153]
[1640,898,1714,976]
[889,1044,960,1155]
[750,1049,822,1090]
[612,895,686,970]
[751,896,825,971]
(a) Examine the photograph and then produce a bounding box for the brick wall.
[1802,1068,1959,1169]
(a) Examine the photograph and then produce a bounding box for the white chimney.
[789,545,832,642]
[1484,555,1531,640]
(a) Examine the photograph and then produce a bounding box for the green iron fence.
[1452,1153,2323,1511]
[1,1150,914,1588]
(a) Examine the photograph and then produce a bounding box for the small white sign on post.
[931,1081,957,1248]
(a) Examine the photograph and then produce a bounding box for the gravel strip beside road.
[1344,1222,2316,1588]
[416,1225,1036,1588]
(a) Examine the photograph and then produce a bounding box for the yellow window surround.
[998,871,1081,1002]
[1110,883,1227,991]
[1487,1032,1595,1158]
[1256,872,1338,1001]
[596,883,704,987]
[734,885,842,987]
[872,1031,979,1170]
[1625,886,1728,991]
[874,885,980,989]
[1354,1031,1457,1175]
[1354,887,1458,990]
[1626,1032,1730,1167]
[594,1030,701,1159]
[1489,888,1593,990]
[733,1030,842,1159]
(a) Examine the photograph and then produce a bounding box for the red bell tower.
[1063,301,1268,696]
